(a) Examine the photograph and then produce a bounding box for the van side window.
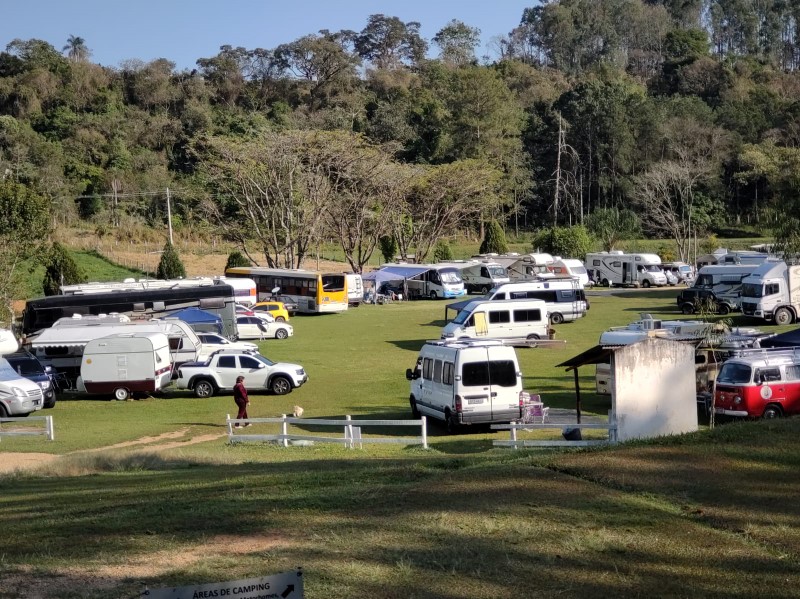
[462,362,489,386]
[423,358,433,380]
[443,362,454,386]
[786,365,800,381]
[513,309,542,322]
[489,360,517,387]
[433,359,443,383]
[492,293,506,300]
[612,261,621,267]
[489,311,510,324]
[592,260,600,266]
[756,367,781,382]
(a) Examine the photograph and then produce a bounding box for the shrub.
[225,250,252,271]
[378,236,397,263]
[532,226,592,258]
[156,241,186,279]
[479,220,509,254]
[433,239,454,262]
[42,242,87,296]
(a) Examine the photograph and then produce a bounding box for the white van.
[345,273,363,307]
[77,332,173,400]
[405,339,524,432]
[441,299,548,343]
[486,280,587,324]
[0,358,45,416]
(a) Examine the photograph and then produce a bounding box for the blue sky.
[2,1,534,70]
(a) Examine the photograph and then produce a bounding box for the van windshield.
[440,270,462,284]
[644,265,661,272]
[487,266,507,278]
[0,359,22,382]
[717,362,752,385]
[452,309,473,325]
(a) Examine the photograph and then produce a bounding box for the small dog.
[292,405,304,418]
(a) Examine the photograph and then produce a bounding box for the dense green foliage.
[533,225,592,258]
[3,2,800,273]
[479,219,509,254]
[155,241,186,279]
[42,241,86,295]
[432,239,454,261]
[225,250,252,271]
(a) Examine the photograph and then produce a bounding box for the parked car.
[664,269,679,286]
[236,316,293,340]
[253,301,290,322]
[677,288,736,315]
[268,294,298,315]
[175,349,308,397]
[197,333,258,358]
[0,358,45,416]
[3,350,57,408]
[235,303,255,316]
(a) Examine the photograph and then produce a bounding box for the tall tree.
[433,20,481,67]
[156,240,187,279]
[62,35,90,62]
[585,208,641,251]
[355,14,427,69]
[42,242,86,295]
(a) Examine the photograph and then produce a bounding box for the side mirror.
[756,373,764,385]
[258,363,266,369]
[406,368,413,381]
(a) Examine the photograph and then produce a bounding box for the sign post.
[144,569,303,599]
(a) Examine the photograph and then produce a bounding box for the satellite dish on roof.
[271,287,280,294]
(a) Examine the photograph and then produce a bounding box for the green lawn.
[2,286,798,598]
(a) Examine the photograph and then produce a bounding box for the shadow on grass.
[388,339,434,351]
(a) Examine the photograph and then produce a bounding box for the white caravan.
[78,332,173,400]
[439,260,510,294]
[548,258,591,287]
[740,261,800,325]
[405,339,524,432]
[585,252,667,288]
[345,273,364,307]
[484,280,587,324]
[441,299,548,343]
[694,263,761,306]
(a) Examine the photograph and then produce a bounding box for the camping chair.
[521,394,550,425]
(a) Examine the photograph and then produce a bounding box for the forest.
[3,0,800,313]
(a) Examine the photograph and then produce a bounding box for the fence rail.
[492,411,617,448]
[0,415,55,441]
[227,414,428,449]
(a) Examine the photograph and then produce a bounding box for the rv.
[405,339,524,432]
[483,280,587,324]
[78,332,173,400]
[471,253,554,282]
[740,261,800,325]
[548,258,591,287]
[693,263,762,307]
[345,273,364,307]
[696,249,771,268]
[585,252,667,288]
[661,262,695,285]
[441,299,548,343]
[439,260,510,294]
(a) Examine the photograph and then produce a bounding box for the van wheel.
[270,376,292,395]
[526,333,540,348]
[641,280,651,289]
[550,312,564,325]
[444,410,460,434]
[114,387,130,401]
[194,379,215,398]
[602,279,610,287]
[681,304,695,315]
[429,291,438,300]
[775,307,793,326]
[410,396,420,419]
[480,285,489,294]
[762,404,783,419]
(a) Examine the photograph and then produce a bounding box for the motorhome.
[439,260,510,294]
[405,339,524,432]
[26,318,202,388]
[77,332,173,400]
[740,261,800,325]
[696,249,771,268]
[471,253,554,282]
[693,263,762,307]
[714,348,800,419]
[377,264,467,299]
[548,258,591,287]
[484,280,587,324]
[441,299,548,343]
[585,252,667,288]
[344,273,364,307]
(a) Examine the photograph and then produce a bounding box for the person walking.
[233,376,250,428]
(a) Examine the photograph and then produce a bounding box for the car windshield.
[680,266,692,273]
[717,362,752,384]
[741,283,762,298]
[254,354,275,367]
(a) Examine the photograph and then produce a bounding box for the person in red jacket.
[233,376,250,427]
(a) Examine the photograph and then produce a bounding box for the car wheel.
[642,280,651,289]
[550,312,564,325]
[717,304,730,316]
[276,316,286,322]
[270,376,292,395]
[194,379,215,398]
[681,303,695,315]
[275,328,288,340]
[444,409,459,434]
[775,307,793,326]
[0,403,8,417]
[762,404,783,419]
[429,291,438,300]
[114,387,130,401]
[410,396,420,419]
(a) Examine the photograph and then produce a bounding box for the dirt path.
[0,428,227,475]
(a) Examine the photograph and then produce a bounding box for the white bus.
[225,267,348,314]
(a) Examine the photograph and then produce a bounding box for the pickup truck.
[175,349,307,397]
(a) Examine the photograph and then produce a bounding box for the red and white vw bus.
[714,350,800,419]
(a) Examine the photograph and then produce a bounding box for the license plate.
[467,398,483,405]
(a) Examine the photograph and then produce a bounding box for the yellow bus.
[225,267,348,314]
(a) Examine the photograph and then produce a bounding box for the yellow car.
[253,301,290,322]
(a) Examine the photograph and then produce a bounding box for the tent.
[162,307,222,334]
[759,328,800,348]
[363,265,430,300]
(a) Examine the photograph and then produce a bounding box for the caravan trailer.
[585,252,667,288]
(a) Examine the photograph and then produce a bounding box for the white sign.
[145,570,303,599]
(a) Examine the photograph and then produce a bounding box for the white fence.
[227,414,428,449]
[492,412,617,448]
[0,415,55,441]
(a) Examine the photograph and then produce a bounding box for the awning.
[377,265,431,278]
[556,344,616,371]
[759,328,800,348]
[444,297,480,321]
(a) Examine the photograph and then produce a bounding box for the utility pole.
[166,187,174,245]
[111,179,120,227]
[553,113,563,228]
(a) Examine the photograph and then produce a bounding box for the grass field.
[2,285,800,598]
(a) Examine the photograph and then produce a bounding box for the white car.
[236,316,293,340]
[197,333,258,359]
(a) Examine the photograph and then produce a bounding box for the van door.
[623,262,633,285]
[458,347,493,423]
[474,312,488,337]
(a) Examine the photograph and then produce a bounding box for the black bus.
[22,285,237,338]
